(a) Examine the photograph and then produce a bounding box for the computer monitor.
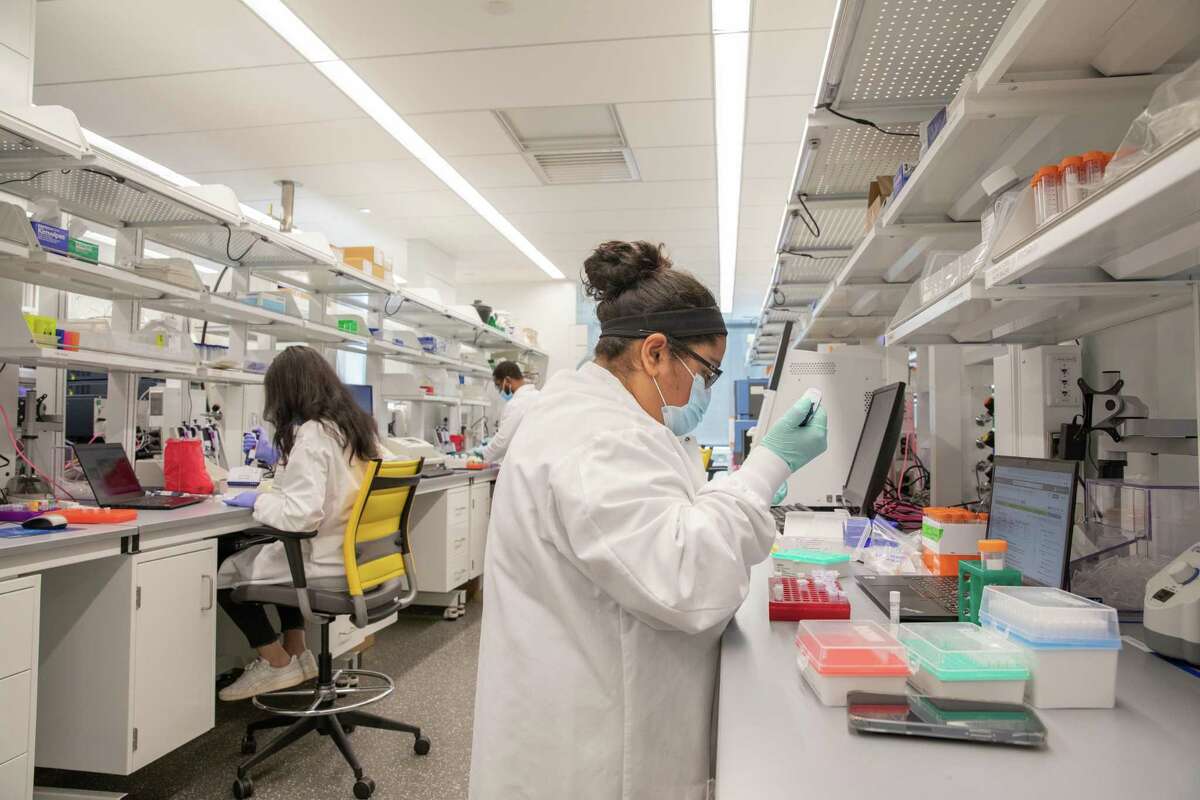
[985,456,1078,589]
[842,382,907,517]
[766,320,794,392]
[345,383,373,415]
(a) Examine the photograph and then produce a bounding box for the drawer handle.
[201,574,214,611]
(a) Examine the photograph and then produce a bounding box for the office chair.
[228,458,430,800]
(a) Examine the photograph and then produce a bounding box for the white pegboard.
[779,257,845,283]
[0,167,213,227]
[0,130,41,156]
[785,205,868,251]
[801,123,921,195]
[838,0,1017,107]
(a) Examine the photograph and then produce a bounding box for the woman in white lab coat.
[470,241,828,799]
[216,345,382,702]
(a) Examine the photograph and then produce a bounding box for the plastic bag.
[163,438,214,495]
[1107,57,1200,181]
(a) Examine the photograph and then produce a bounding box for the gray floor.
[36,603,483,800]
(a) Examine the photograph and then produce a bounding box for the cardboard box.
[68,237,99,264]
[341,246,382,266]
[864,175,894,231]
[30,221,69,255]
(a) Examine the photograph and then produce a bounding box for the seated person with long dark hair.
[217,345,383,701]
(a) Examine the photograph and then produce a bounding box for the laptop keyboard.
[911,576,961,614]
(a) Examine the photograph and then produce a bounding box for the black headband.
[598,307,727,339]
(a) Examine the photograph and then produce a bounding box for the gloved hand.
[469,446,485,459]
[224,490,259,508]
[245,427,278,466]
[772,483,789,505]
[760,396,828,472]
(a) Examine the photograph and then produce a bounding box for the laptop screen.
[75,444,143,500]
[986,456,1078,588]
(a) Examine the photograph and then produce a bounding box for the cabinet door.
[131,544,216,771]
[469,482,492,579]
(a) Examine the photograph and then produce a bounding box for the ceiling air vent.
[495,104,640,185]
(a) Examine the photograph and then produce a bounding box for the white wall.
[0,0,34,107]
[404,240,457,304]
[456,280,579,379]
[1082,305,1197,484]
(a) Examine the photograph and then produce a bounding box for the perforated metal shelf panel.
[784,205,869,251]
[801,123,921,196]
[779,257,845,283]
[148,226,327,269]
[0,130,52,158]
[0,167,217,227]
[838,0,1017,108]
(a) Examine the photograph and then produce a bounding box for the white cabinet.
[469,481,492,579]
[0,574,37,800]
[409,485,471,593]
[37,540,216,775]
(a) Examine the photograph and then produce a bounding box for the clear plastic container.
[1081,150,1107,197]
[978,539,1007,571]
[1030,164,1061,226]
[773,537,852,576]
[899,622,1030,703]
[795,621,910,706]
[1058,155,1085,211]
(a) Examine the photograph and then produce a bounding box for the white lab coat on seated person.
[481,382,539,463]
[217,419,382,589]
[469,362,790,800]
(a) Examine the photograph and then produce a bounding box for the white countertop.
[716,559,1200,798]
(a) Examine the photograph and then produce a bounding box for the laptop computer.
[857,456,1079,622]
[74,443,205,510]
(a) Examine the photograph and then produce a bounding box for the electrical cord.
[0,402,78,500]
[780,250,816,258]
[819,103,920,138]
[222,223,259,263]
[0,169,60,187]
[199,265,232,346]
[80,168,124,185]
[383,294,406,317]
[795,195,820,238]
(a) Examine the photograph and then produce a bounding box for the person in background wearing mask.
[474,361,539,463]
[469,241,827,799]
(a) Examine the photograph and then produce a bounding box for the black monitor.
[345,383,374,415]
[986,456,1078,589]
[767,320,794,392]
[843,382,906,517]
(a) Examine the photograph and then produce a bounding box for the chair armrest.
[239,525,317,594]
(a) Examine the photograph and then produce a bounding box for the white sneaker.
[219,657,305,702]
[299,650,318,682]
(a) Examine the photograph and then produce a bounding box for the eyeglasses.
[669,338,723,389]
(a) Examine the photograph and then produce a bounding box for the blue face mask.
[654,357,711,436]
[499,383,514,402]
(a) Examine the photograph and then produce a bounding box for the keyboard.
[910,576,961,615]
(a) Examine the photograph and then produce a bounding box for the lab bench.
[716,559,1200,798]
[0,468,497,796]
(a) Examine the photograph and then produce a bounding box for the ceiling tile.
[405,111,520,156]
[112,118,411,174]
[34,63,363,138]
[33,0,301,85]
[748,28,829,97]
[742,142,801,180]
[753,0,839,32]
[343,189,476,219]
[290,0,709,58]
[746,94,813,143]
[449,154,541,188]
[506,207,716,234]
[616,99,715,148]
[738,204,787,231]
[486,180,717,214]
[633,146,715,182]
[740,176,790,206]
[352,36,713,115]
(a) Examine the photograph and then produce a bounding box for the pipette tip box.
[795,620,910,706]
[980,586,1121,708]
[767,575,851,621]
[899,622,1030,703]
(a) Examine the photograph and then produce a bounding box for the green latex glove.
[772,483,789,505]
[760,396,828,472]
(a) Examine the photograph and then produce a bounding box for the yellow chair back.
[342,458,423,598]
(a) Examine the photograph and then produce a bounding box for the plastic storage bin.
[980,586,1121,708]
[899,622,1030,703]
[795,621,910,706]
[767,575,850,621]
[772,538,852,576]
[921,508,989,554]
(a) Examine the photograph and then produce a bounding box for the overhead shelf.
[0,344,198,378]
[384,394,466,406]
[885,279,1193,346]
[987,131,1200,286]
[832,221,981,286]
[196,367,264,385]
[799,314,892,345]
[386,290,548,358]
[880,74,1161,225]
[254,263,400,298]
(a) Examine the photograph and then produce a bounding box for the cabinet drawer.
[0,753,28,800]
[0,671,32,764]
[0,587,35,678]
[448,489,470,526]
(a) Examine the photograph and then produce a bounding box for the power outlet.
[1045,352,1081,408]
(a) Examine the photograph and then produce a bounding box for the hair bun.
[582,241,672,303]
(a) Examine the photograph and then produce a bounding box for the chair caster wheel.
[342,724,356,734]
[232,776,254,798]
[240,735,257,755]
[353,777,375,798]
[414,735,432,755]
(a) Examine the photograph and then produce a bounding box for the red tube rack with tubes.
[768,575,851,621]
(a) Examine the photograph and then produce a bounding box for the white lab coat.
[469,362,789,800]
[217,420,376,589]
[481,383,540,463]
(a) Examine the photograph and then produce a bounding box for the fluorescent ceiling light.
[358,208,372,214]
[712,0,751,313]
[241,0,565,281]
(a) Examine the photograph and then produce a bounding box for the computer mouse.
[22,513,68,530]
